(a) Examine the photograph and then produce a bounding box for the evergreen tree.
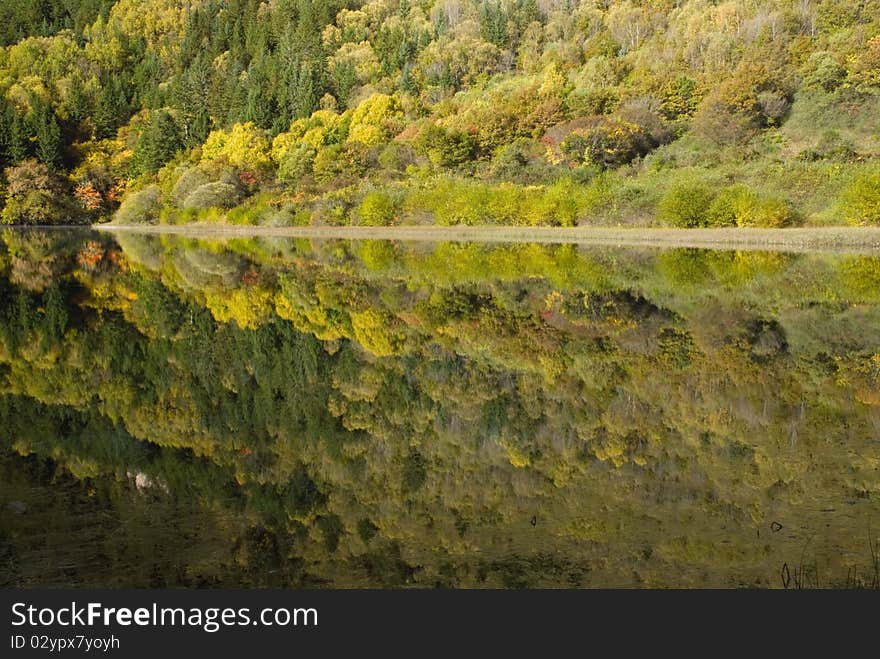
[94,77,129,140]
[8,111,30,164]
[131,111,183,176]
[64,74,89,130]
[174,54,213,147]
[0,104,10,167]
[35,109,64,170]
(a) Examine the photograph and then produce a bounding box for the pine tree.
[64,74,89,129]
[243,56,278,130]
[292,61,321,120]
[175,54,213,147]
[0,103,10,166]
[131,111,183,175]
[35,109,63,170]
[8,111,30,164]
[94,77,129,140]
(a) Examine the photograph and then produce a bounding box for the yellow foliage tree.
[205,286,273,330]
[346,94,403,146]
[201,122,273,176]
[350,308,402,356]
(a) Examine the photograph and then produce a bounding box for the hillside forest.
[0,1,879,228]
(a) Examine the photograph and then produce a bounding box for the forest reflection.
[1,229,879,588]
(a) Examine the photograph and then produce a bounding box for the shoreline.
[91,223,880,253]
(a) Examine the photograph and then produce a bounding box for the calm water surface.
[1,228,879,588]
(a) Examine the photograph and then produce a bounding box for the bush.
[705,185,796,228]
[560,132,589,164]
[357,190,397,226]
[527,178,582,226]
[277,142,316,183]
[799,130,858,162]
[658,178,717,227]
[404,177,590,227]
[171,167,211,206]
[181,182,242,210]
[582,118,655,169]
[801,51,846,93]
[490,138,555,184]
[706,185,754,227]
[692,66,770,144]
[115,186,162,224]
[201,122,273,177]
[735,195,796,228]
[377,142,415,173]
[346,93,403,146]
[840,167,880,225]
[412,124,478,168]
[312,142,370,183]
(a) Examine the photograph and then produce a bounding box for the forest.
[1,228,879,587]
[0,0,879,228]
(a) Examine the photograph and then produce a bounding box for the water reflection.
[1,228,879,588]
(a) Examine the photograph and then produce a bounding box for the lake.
[1,228,879,588]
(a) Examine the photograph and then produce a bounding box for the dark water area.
[0,228,878,588]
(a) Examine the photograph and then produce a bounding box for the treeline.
[0,1,879,226]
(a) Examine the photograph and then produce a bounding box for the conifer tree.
[35,109,64,170]
[131,111,183,176]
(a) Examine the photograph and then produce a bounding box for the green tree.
[35,107,64,169]
[132,111,183,176]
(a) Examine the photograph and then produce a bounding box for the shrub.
[171,167,211,206]
[181,182,242,210]
[690,61,783,145]
[377,142,415,173]
[277,142,316,183]
[528,178,582,226]
[357,190,397,226]
[660,75,699,119]
[582,118,655,169]
[560,132,589,164]
[346,93,403,146]
[412,123,478,168]
[799,130,858,162]
[490,138,555,183]
[115,186,162,224]
[705,185,796,228]
[735,195,796,228]
[706,185,754,227]
[658,178,717,227]
[801,51,846,93]
[312,142,369,183]
[840,166,880,225]
[484,183,521,224]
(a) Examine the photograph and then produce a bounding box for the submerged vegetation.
[1,229,879,587]
[0,1,878,227]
